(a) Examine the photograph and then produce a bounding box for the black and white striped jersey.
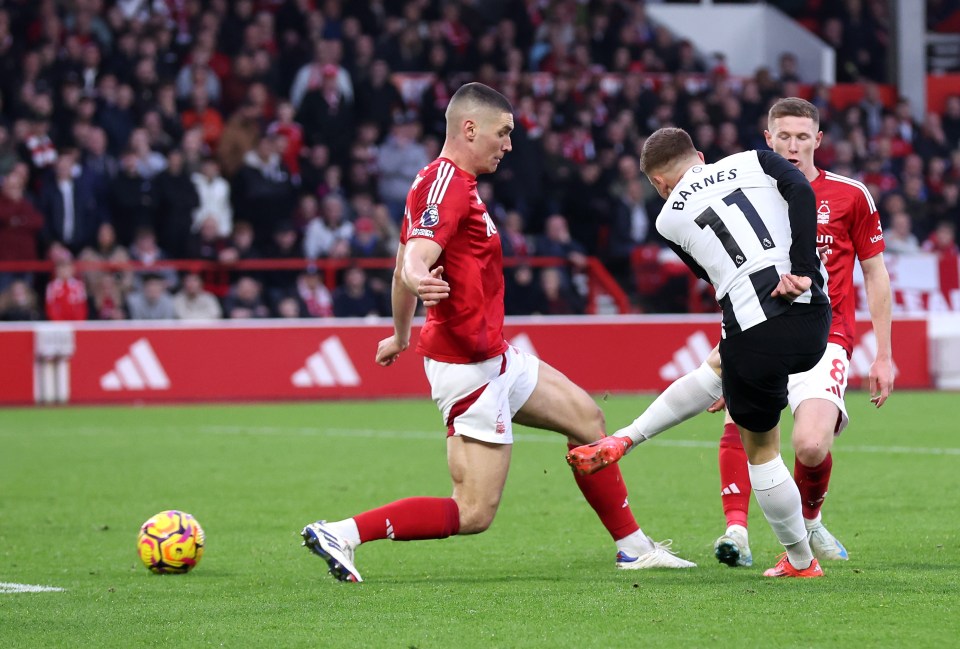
[656,150,829,337]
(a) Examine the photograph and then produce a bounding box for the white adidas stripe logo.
[659,331,714,381]
[721,483,742,496]
[850,331,898,378]
[508,333,538,357]
[100,339,170,391]
[291,336,360,387]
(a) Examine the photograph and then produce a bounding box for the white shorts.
[786,342,850,435]
[424,345,540,445]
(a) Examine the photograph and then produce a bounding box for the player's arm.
[376,237,448,366]
[757,150,819,297]
[376,243,418,366]
[860,252,894,406]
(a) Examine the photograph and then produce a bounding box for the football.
[137,510,205,574]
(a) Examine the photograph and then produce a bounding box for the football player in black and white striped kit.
[643,127,831,578]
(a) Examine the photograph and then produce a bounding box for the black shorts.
[719,302,831,433]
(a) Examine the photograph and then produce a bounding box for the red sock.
[719,423,751,529]
[795,453,833,520]
[353,497,460,542]
[568,443,640,540]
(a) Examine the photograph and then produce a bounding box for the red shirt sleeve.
[405,174,469,250]
[850,189,885,260]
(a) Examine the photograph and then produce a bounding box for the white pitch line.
[5,424,959,457]
[192,425,960,457]
[0,582,65,594]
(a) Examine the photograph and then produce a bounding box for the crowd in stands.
[0,0,957,322]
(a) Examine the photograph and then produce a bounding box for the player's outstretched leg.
[566,436,632,475]
[301,521,363,583]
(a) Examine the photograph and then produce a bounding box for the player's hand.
[868,357,894,407]
[706,396,726,413]
[816,245,830,263]
[771,273,811,302]
[375,335,408,367]
[418,265,450,307]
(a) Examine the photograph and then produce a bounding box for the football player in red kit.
[301,82,694,582]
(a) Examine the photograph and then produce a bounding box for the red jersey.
[402,158,508,364]
[45,277,88,321]
[811,169,886,356]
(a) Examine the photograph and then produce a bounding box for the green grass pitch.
[1,392,958,648]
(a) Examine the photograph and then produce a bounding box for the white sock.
[748,456,813,569]
[615,529,654,555]
[804,513,822,530]
[327,518,361,549]
[615,361,723,450]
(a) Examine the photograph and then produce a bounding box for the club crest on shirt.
[817,200,831,225]
[421,204,440,227]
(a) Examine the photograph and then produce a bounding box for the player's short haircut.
[446,82,513,120]
[640,127,697,175]
[768,97,820,129]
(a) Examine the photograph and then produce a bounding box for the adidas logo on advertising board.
[100,339,170,391]
[291,336,360,387]
[659,331,715,381]
[850,331,899,379]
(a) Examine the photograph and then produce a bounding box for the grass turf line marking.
[192,425,960,456]
[6,424,959,456]
[0,582,65,594]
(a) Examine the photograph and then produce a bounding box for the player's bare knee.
[793,437,830,466]
[456,502,497,534]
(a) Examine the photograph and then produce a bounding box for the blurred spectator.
[0,162,44,288]
[262,221,302,306]
[332,265,381,317]
[45,253,88,321]
[87,272,127,321]
[126,273,176,320]
[78,222,132,291]
[535,214,588,272]
[376,117,429,221]
[129,226,177,290]
[153,150,200,259]
[267,100,304,176]
[233,135,297,244]
[191,157,233,237]
[173,272,223,321]
[218,100,263,178]
[885,211,921,255]
[187,215,229,262]
[942,95,960,149]
[19,114,58,180]
[500,210,531,258]
[354,59,405,138]
[922,220,959,256]
[504,264,548,316]
[540,265,584,315]
[0,279,41,321]
[128,128,167,179]
[275,295,305,318]
[290,39,354,110]
[297,62,354,165]
[349,216,388,258]
[223,275,269,318]
[79,127,118,207]
[181,86,224,152]
[109,149,155,246]
[38,150,106,255]
[297,269,334,317]
[303,194,353,259]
